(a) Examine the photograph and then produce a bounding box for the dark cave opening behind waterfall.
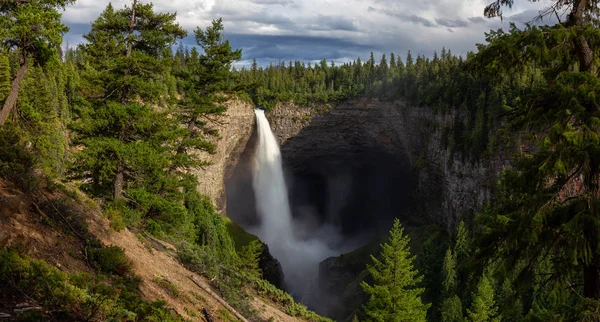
[225,109,414,315]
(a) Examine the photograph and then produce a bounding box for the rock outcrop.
[191,99,255,213]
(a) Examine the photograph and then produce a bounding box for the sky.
[61,0,560,67]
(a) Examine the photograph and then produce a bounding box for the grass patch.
[153,276,182,298]
[135,232,154,253]
[224,217,259,251]
[217,308,237,322]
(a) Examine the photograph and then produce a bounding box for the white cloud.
[62,0,553,63]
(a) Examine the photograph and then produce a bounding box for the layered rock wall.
[191,99,255,213]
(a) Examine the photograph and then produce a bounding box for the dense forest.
[0,0,599,321]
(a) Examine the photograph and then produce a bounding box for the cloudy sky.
[62,0,559,66]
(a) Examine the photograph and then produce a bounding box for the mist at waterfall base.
[251,109,354,302]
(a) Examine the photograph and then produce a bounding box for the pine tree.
[440,248,464,322]
[454,221,470,264]
[71,2,186,201]
[441,296,464,322]
[442,248,457,294]
[172,18,242,171]
[473,9,600,305]
[467,275,499,322]
[0,0,75,125]
[360,219,430,322]
[238,239,263,279]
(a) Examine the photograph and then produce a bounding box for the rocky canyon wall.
[266,98,503,231]
[191,99,255,214]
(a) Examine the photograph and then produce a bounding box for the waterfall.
[252,109,293,244]
[252,109,337,300]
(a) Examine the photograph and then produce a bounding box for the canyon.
[193,97,505,319]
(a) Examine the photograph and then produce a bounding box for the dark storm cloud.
[226,33,372,62]
[376,8,436,28]
[215,7,296,28]
[468,16,486,24]
[62,0,553,65]
[63,23,91,48]
[435,18,468,28]
[310,15,358,31]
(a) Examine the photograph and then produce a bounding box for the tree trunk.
[127,0,137,58]
[114,161,124,200]
[0,61,28,126]
[113,0,137,201]
[567,0,595,73]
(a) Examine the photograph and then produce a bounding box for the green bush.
[89,245,131,276]
[0,247,183,321]
[0,125,37,190]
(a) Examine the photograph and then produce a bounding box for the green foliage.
[153,276,182,298]
[238,239,263,279]
[88,245,132,276]
[18,62,69,177]
[360,219,430,321]
[253,278,332,322]
[471,21,600,319]
[0,124,36,190]
[0,51,9,102]
[0,0,74,63]
[467,275,499,322]
[441,295,464,322]
[0,247,183,321]
[442,248,457,294]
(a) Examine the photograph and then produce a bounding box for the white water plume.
[252,109,338,298]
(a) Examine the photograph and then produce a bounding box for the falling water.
[253,109,293,244]
[252,109,338,300]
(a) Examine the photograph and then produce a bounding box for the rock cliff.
[191,99,255,213]
[266,98,503,231]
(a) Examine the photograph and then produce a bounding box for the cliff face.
[191,99,255,213]
[267,99,502,231]
[214,98,503,319]
[262,99,504,320]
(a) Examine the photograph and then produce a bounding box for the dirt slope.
[0,179,301,322]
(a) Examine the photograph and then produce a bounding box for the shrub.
[0,247,183,321]
[88,245,131,276]
[0,125,37,190]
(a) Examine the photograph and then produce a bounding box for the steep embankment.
[0,178,303,322]
[0,98,307,322]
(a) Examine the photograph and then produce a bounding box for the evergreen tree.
[441,296,464,322]
[0,0,74,125]
[238,239,263,279]
[467,275,499,322]
[361,219,430,322]
[454,221,470,264]
[473,2,600,307]
[172,18,242,171]
[71,2,186,202]
[440,248,464,322]
[442,248,457,294]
